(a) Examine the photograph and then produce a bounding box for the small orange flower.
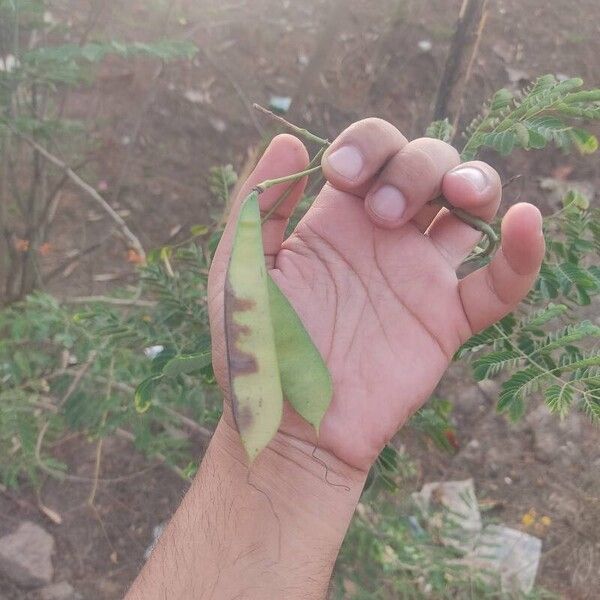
[14,238,30,252]
[38,242,53,256]
[127,249,144,265]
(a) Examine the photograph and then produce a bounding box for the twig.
[111,63,165,208]
[253,104,329,146]
[10,127,146,261]
[261,146,326,224]
[89,375,214,443]
[31,397,180,482]
[451,1,489,133]
[42,239,107,284]
[64,295,155,307]
[432,0,487,124]
[34,351,97,479]
[254,165,322,193]
[88,359,113,506]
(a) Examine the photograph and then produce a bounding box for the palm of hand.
[270,185,470,469]
[209,131,543,473]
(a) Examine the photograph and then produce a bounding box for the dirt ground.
[1,0,599,598]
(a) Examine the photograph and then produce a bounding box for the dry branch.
[11,128,146,261]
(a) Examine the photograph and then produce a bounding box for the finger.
[321,118,408,196]
[363,138,460,229]
[458,203,545,334]
[427,161,502,268]
[212,134,309,271]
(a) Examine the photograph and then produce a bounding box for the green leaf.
[134,375,163,413]
[190,224,209,236]
[209,165,238,204]
[532,321,600,356]
[545,383,574,417]
[267,276,332,433]
[570,128,598,154]
[482,130,515,155]
[489,88,513,114]
[581,383,600,420]
[562,189,590,210]
[522,304,568,329]
[472,350,521,380]
[498,367,545,419]
[162,350,212,377]
[425,119,454,142]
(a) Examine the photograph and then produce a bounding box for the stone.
[0,521,54,588]
[38,582,82,600]
[527,405,584,462]
[457,438,483,463]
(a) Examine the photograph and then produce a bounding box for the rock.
[484,446,503,477]
[413,479,481,553]
[527,405,584,463]
[38,582,82,600]
[0,521,54,588]
[457,438,483,463]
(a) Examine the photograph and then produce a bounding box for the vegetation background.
[0,0,599,598]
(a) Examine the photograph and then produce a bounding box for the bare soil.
[1,1,599,598]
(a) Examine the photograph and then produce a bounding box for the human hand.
[208,119,544,473]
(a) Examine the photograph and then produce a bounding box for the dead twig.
[64,294,156,307]
[432,0,488,126]
[10,127,146,261]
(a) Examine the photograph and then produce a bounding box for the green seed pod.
[224,191,283,461]
[268,275,332,434]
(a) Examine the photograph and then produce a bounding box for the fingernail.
[370,185,407,221]
[326,145,364,181]
[451,166,488,191]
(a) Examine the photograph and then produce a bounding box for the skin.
[126,120,545,599]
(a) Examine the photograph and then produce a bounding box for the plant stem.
[261,146,326,224]
[431,195,499,258]
[253,104,330,147]
[254,165,322,193]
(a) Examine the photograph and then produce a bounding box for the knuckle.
[411,137,461,163]
[345,117,405,143]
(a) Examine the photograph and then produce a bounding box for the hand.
[208,119,544,473]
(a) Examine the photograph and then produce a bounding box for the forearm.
[126,417,367,600]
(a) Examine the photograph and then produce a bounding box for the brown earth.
[1,0,599,598]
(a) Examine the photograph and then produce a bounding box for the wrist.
[205,415,367,536]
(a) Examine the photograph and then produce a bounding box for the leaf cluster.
[457,195,600,421]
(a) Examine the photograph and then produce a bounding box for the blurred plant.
[0,0,196,302]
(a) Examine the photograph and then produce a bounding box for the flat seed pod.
[267,275,332,434]
[224,191,283,461]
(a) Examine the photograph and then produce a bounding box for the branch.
[64,295,156,307]
[9,127,146,261]
[432,0,488,124]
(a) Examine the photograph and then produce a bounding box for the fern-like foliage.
[459,75,600,161]
[425,118,455,143]
[457,193,600,421]
[208,164,238,205]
